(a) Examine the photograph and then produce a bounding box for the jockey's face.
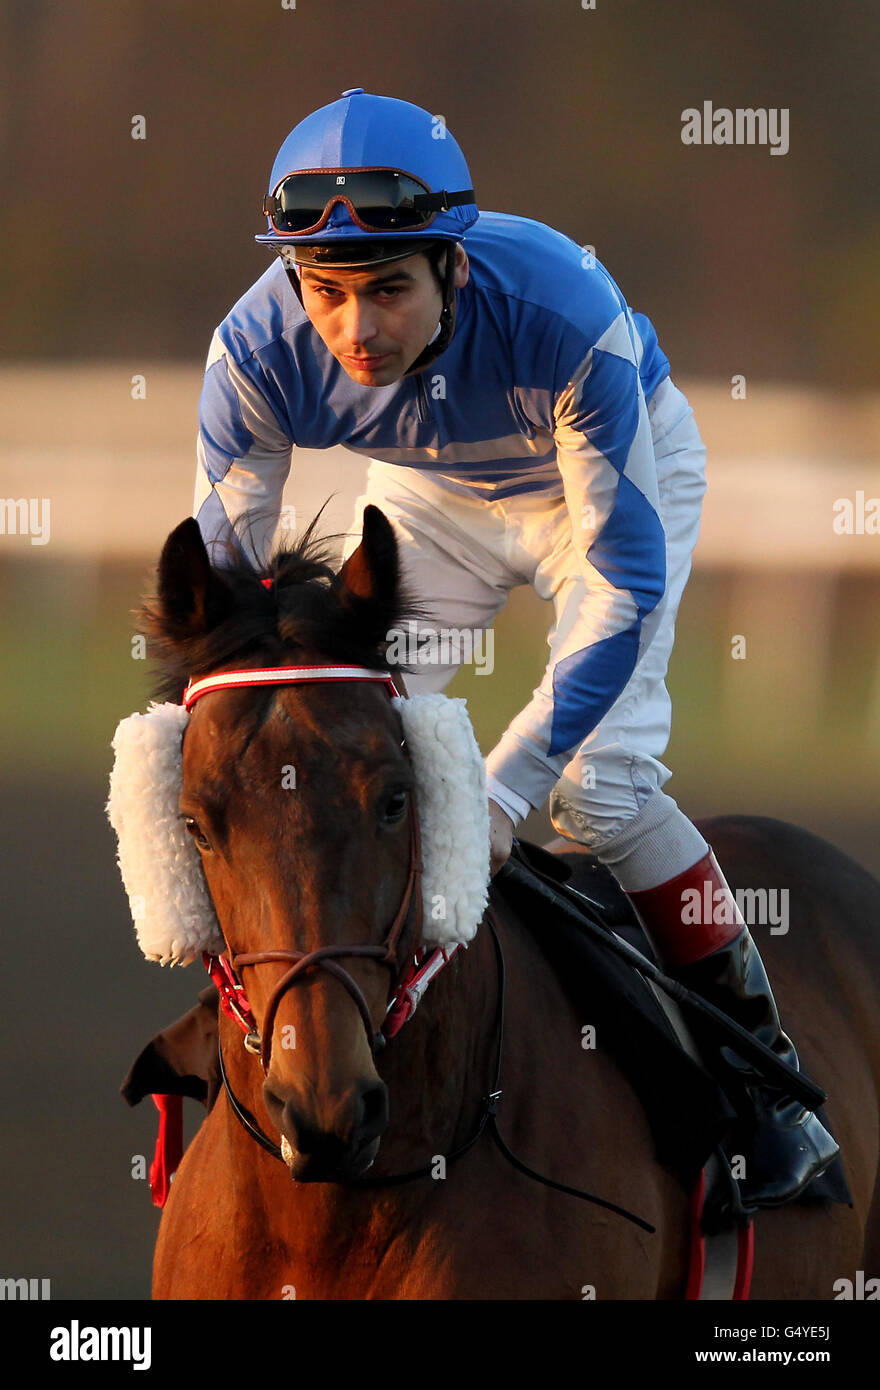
[299,245,468,386]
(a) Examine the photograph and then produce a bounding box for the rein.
[215,915,656,1232]
[186,661,655,1234]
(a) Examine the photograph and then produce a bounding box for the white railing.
[1,367,878,566]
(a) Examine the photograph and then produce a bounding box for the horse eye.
[381,789,409,824]
[184,817,212,851]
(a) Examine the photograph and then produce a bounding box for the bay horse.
[126,508,880,1300]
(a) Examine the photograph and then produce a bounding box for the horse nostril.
[262,1082,284,1117]
[358,1081,388,1141]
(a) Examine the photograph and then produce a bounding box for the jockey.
[194,88,838,1208]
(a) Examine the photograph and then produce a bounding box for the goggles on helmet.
[262,167,476,237]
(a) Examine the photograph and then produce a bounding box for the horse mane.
[139,509,428,705]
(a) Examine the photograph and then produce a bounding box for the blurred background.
[1,0,878,1298]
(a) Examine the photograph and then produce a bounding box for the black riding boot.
[628,850,840,1209]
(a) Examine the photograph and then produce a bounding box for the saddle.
[501,839,852,1232]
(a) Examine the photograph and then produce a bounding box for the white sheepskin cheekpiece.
[106,702,225,966]
[107,692,490,965]
[393,694,490,948]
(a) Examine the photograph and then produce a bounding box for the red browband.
[183,664,402,711]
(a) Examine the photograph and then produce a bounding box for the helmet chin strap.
[403,243,458,376]
[283,244,458,379]
[283,263,306,308]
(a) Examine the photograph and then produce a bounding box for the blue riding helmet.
[256,89,478,373]
[255,88,479,263]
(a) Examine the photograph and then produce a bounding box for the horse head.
[110,506,490,1183]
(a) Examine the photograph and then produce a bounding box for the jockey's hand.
[488,798,515,878]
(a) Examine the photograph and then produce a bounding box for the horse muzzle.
[264,1075,389,1182]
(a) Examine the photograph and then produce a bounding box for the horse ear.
[338,505,400,605]
[156,518,234,642]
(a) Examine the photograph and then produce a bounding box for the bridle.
[182,664,425,1075]
[181,660,656,1233]
[233,808,421,1071]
